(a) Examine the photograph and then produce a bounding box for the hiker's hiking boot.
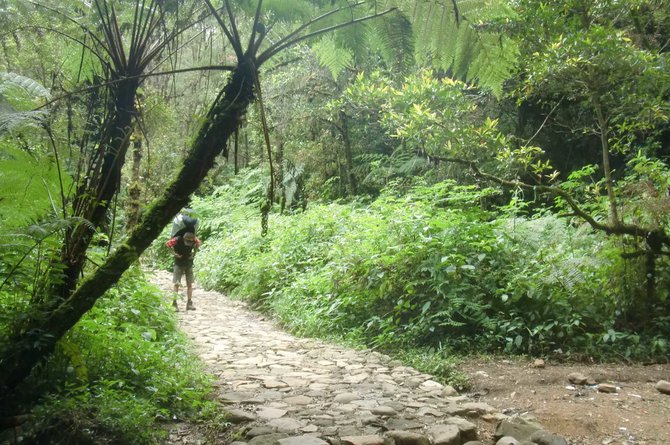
[172,300,179,310]
[186,300,195,311]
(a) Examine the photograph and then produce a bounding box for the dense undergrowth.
[0,267,217,444]
[185,170,669,383]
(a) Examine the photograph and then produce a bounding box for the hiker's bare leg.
[186,267,195,310]
[172,265,181,309]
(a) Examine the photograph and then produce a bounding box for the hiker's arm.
[166,238,182,258]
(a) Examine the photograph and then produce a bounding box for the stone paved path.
[153,271,558,445]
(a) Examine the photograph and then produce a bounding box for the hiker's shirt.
[166,236,201,268]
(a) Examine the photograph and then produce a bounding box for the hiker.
[166,231,201,310]
[171,208,199,238]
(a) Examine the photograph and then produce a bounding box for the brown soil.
[459,357,670,445]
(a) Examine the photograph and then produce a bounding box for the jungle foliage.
[193,173,668,366]
[1,0,670,442]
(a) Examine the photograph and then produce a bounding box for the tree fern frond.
[0,110,48,134]
[368,10,415,73]
[334,21,369,66]
[240,0,316,22]
[393,0,517,96]
[311,34,353,80]
[0,72,51,135]
[0,72,51,100]
[0,144,66,230]
[467,33,518,98]
[397,155,429,174]
[282,161,305,211]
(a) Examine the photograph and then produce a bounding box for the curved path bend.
[153,272,529,445]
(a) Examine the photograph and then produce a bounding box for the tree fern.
[0,72,51,134]
[281,160,305,211]
[0,144,65,230]
[393,0,518,96]
[0,72,51,100]
[311,34,354,80]
[368,10,415,73]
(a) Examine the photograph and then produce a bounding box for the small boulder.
[494,416,543,441]
[340,436,385,445]
[428,424,460,445]
[656,380,670,395]
[532,359,546,369]
[567,372,590,385]
[334,393,359,403]
[496,437,519,445]
[384,430,430,445]
[443,417,477,441]
[225,408,257,423]
[529,430,569,445]
[371,406,397,416]
[277,437,329,445]
[247,427,275,439]
[597,383,618,394]
[442,385,458,396]
[249,433,290,445]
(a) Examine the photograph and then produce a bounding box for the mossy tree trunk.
[0,59,256,411]
[126,135,143,231]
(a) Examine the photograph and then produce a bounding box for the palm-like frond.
[0,145,65,229]
[368,10,415,73]
[0,72,51,100]
[395,0,517,96]
[0,110,48,134]
[0,72,50,135]
[311,34,354,79]
[282,161,305,211]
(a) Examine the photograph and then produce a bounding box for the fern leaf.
[0,72,51,100]
[0,144,67,230]
[311,34,354,80]
[0,110,48,134]
[369,10,415,73]
[393,0,517,96]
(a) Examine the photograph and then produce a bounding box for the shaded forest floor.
[460,357,670,444]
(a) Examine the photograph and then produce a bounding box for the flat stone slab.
[277,436,329,445]
[257,407,288,420]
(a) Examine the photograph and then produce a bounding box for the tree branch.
[258,5,397,65]
[428,155,670,246]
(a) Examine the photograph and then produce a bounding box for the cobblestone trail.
[153,272,565,445]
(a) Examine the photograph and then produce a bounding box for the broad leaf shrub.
[8,267,217,444]
[195,177,669,362]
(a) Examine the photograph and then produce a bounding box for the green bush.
[12,267,216,444]
[194,176,669,362]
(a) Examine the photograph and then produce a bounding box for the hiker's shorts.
[173,265,194,285]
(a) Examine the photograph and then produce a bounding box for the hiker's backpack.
[171,211,199,238]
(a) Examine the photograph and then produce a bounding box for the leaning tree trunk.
[57,78,139,302]
[125,135,143,231]
[0,58,257,413]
